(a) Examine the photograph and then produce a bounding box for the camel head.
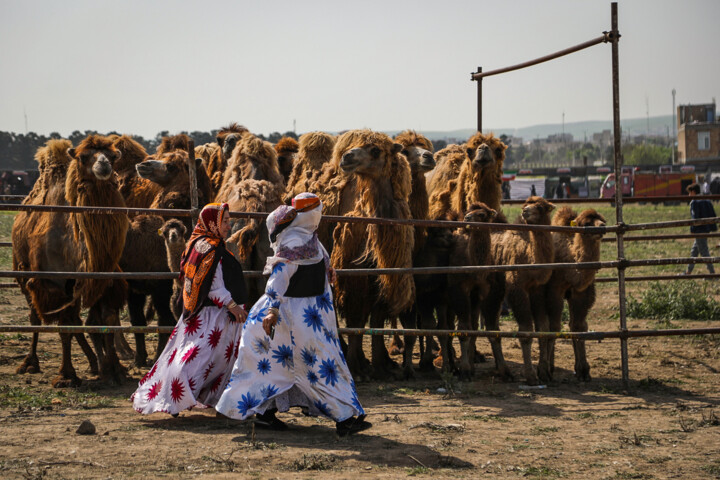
[464,202,497,224]
[228,134,282,183]
[158,218,188,246]
[394,130,436,175]
[68,135,120,181]
[275,136,299,181]
[337,131,403,177]
[299,131,335,170]
[576,209,607,239]
[217,123,249,160]
[520,196,555,225]
[465,132,507,173]
[136,151,190,186]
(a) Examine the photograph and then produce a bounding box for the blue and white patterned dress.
[215,261,364,423]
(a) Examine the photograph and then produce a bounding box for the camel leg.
[90,302,127,384]
[398,307,416,380]
[344,310,371,380]
[470,293,485,363]
[417,296,437,372]
[530,286,552,384]
[74,333,99,375]
[544,283,565,382]
[507,287,539,385]
[16,307,41,374]
[435,305,455,373]
[370,307,397,380]
[151,280,175,362]
[481,274,512,381]
[449,291,473,380]
[52,332,81,388]
[127,289,149,367]
[388,317,404,356]
[569,284,596,382]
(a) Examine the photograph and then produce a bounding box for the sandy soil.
[0,282,719,480]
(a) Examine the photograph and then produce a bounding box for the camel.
[284,131,335,203]
[387,130,436,358]
[159,219,188,319]
[489,196,555,385]
[428,132,507,220]
[195,142,220,171]
[13,135,129,387]
[13,139,99,379]
[215,133,285,302]
[415,203,497,378]
[206,123,249,193]
[542,207,606,382]
[274,136,299,184]
[315,129,415,379]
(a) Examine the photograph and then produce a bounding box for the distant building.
[677,102,720,164]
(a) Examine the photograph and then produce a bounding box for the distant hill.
[387,115,674,143]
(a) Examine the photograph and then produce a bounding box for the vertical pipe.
[187,139,199,225]
[610,2,629,389]
[476,67,483,132]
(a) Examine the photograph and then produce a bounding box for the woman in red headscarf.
[132,203,249,416]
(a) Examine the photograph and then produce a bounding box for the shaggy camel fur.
[428,132,507,220]
[388,130,436,357]
[207,123,249,193]
[542,207,606,382]
[13,135,129,386]
[284,131,335,203]
[274,136,299,184]
[315,129,415,379]
[216,133,285,302]
[159,219,188,320]
[490,196,555,385]
[13,139,99,379]
[415,204,497,378]
[195,142,219,171]
[109,135,157,209]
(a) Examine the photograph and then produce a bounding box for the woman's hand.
[328,267,337,286]
[263,312,278,337]
[228,303,248,323]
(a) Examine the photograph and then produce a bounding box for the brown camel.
[206,123,249,193]
[428,132,507,220]
[315,129,415,379]
[490,196,555,385]
[388,130,436,358]
[159,219,188,320]
[195,142,220,171]
[542,207,606,382]
[419,203,497,378]
[215,133,285,302]
[274,136,299,184]
[13,135,129,387]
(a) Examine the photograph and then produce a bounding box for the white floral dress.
[132,261,243,415]
[215,261,364,423]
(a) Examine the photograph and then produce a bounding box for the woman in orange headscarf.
[132,203,249,416]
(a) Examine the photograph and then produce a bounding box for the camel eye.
[370,147,381,158]
[401,149,409,156]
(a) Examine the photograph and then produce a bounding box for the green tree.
[623,143,671,166]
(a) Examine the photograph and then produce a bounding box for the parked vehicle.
[600,166,696,199]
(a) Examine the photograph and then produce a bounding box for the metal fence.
[1,2,719,390]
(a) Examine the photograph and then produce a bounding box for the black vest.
[285,260,326,297]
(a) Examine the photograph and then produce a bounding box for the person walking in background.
[685,183,717,275]
[530,184,537,197]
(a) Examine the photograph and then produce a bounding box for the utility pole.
[671,88,676,164]
[293,119,296,135]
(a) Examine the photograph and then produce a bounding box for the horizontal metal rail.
[602,232,720,242]
[1,257,717,280]
[596,273,720,283]
[471,33,612,80]
[1,325,718,340]
[502,194,720,205]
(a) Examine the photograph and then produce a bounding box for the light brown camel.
[13,135,129,386]
[284,131,335,203]
[274,136,299,184]
[195,142,220,171]
[490,196,555,385]
[542,207,606,382]
[215,133,285,302]
[159,218,188,320]
[315,129,415,379]
[206,123,249,193]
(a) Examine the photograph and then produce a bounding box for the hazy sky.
[1,0,718,139]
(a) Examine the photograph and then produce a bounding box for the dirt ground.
[1,282,719,480]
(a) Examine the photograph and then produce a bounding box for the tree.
[623,144,671,166]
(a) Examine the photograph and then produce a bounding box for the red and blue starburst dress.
[132,203,247,415]
[215,195,365,423]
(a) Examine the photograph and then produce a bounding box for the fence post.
[476,66,482,132]
[610,2,629,390]
[186,139,199,224]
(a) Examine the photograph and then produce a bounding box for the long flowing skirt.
[215,288,364,423]
[132,306,242,415]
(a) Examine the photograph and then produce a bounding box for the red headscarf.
[179,203,230,318]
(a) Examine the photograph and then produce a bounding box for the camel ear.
[196,158,203,168]
[391,143,403,155]
[546,202,556,212]
[67,148,76,159]
[466,147,474,159]
[216,134,225,147]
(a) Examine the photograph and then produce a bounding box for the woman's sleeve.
[208,260,234,308]
[264,261,298,308]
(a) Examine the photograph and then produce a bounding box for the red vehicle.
[600,166,697,199]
